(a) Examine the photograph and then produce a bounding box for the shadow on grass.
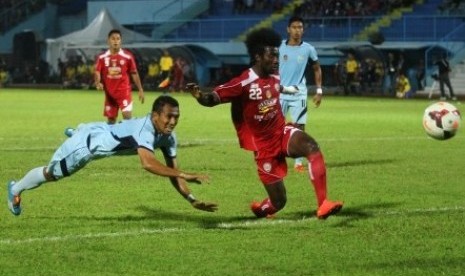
[331,201,401,227]
[327,158,396,168]
[33,201,402,230]
[45,206,253,229]
[177,142,204,148]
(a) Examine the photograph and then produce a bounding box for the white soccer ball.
[423,101,461,140]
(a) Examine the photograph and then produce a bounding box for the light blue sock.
[294,157,304,167]
[12,167,48,195]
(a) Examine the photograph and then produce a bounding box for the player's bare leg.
[122,110,132,120]
[288,131,343,219]
[251,180,286,218]
[7,167,51,216]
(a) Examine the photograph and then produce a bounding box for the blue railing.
[130,15,465,42]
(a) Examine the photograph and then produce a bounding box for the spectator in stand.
[145,57,161,90]
[0,64,10,87]
[360,58,377,94]
[333,58,346,94]
[159,49,173,90]
[415,59,425,92]
[170,57,185,93]
[395,72,412,98]
[182,60,194,84]
[434,55,456,101]
[344,53,359,95]
[385,52,398,95]
[63,60,77,88]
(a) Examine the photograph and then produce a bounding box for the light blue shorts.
[46,126,94,179]
[280,98,308,125]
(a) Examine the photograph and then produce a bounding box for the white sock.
[12,167,48,195]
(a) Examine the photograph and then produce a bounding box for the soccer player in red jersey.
[186,28,343,219]
[95,29,145,124]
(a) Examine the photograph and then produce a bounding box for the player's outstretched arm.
[186,83,220,107]
[153,148,218,212]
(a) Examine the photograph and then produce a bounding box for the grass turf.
[0,89,464,275]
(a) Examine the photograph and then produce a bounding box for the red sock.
[254,198,278,217]
[307,151,327,207]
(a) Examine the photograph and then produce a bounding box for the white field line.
[1,206,464,245]
[0,227,182,245]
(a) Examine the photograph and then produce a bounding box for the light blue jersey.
[47,114,177,179]
[279,40,319,126]
[279,40,319,101]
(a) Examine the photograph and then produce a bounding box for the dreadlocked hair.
[245,28,282,65]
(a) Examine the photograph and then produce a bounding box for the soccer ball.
[422,102,461,140]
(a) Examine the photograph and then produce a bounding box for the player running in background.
[95,29,145,124]
[186,28,342,219]
[279,15,323,173]
[7,95,217,216]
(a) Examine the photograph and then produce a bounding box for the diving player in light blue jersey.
[7,95,217,216]
[279,15,323,173]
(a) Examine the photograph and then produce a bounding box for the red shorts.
[254,124,301,185]
[104,91,133,119]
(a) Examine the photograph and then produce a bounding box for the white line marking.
[0,228,182,245]
[1,206,463,245]
[217,206,465,229]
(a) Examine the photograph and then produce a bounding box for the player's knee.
[43,168,57,181]
[122,112,132,120]
[306,140,320,154]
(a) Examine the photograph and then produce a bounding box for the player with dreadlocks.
[186,28,343,219]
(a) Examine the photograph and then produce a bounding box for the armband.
[186,194,196,203]
[316,87,323,94]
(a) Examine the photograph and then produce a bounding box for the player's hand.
[312,93,322,107]
[138,90,145,104]
[183,173,209,184]
[95,82,104,90]
[186,83,201,99]
[282,85,299,94]
[191,200,218,212]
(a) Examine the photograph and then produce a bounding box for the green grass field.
[0,89,464,275]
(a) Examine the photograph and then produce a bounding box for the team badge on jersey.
[120,60,125,66]
[263,162,272,172]
[266,89,272,99]
[283,54,288,61]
